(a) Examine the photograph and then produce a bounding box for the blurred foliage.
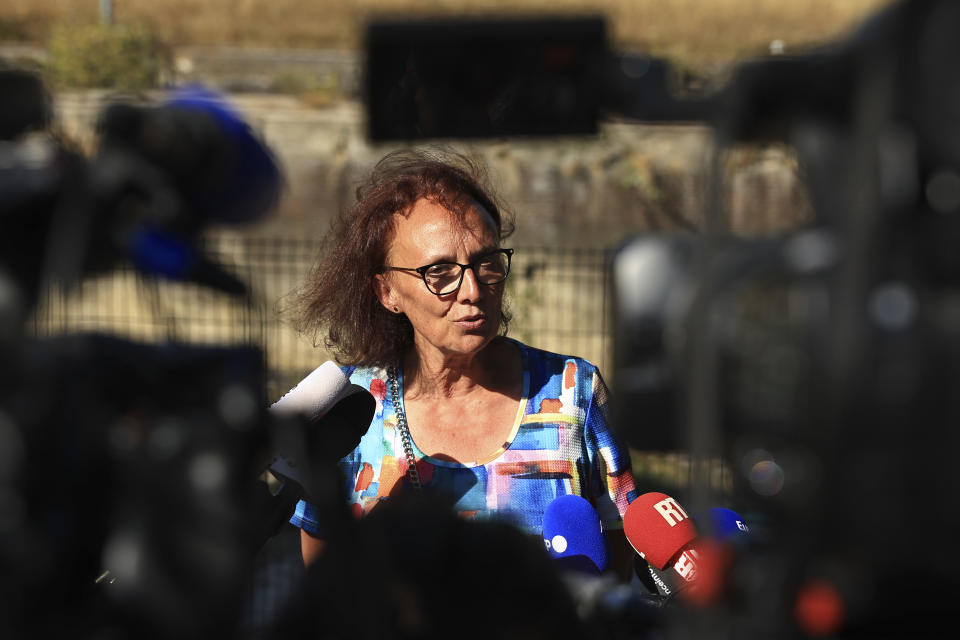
[612,152,661,201]
[268,69,344,108]
[45,22,168,90]
[631,450,733,496]
[2,0,896,82]
[0,18,28,40]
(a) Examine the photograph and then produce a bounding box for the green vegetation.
[45,22,166,90]
[268,69,343,108]
[2,0,895,82]
[0,17,27,41]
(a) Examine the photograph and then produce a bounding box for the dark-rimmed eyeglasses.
[384,248,514,296]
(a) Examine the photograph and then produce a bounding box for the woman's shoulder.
[340,364,391,399]
[506,338,600,381]
[341,363,387,383]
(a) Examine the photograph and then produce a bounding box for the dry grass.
[2,0,895,71]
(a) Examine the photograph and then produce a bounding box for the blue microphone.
[162,86,282,225]
[696,507,749,541]
[94,87,283,293]
[542,494,609,575]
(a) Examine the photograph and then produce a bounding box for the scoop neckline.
[395,337,529,468]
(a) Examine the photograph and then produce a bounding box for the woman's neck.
[403,337,513,399]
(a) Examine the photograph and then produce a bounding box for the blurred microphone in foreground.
[249,361,374,554]
[624,492,742,606]
[267,361,373,491]
[696,506,750,543]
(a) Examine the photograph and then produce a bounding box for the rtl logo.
[653,497,689,526]
[674,548,699,582]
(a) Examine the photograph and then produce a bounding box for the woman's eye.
[478,256,506,274]
[425,264,458,279]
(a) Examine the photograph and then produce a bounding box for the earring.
[393,306,399,313]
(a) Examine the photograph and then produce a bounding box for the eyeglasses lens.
[423,251,510,294]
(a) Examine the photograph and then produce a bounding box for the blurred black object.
[274,491,671,640]
[2,335,269,638]
[606,0,960,637]
[0,72,293,639]
[0,80,283,320]
[0,69,50,140]
[365,16,606,140]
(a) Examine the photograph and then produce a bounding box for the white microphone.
[266,361,371,489]
[269,360,352,419]
[247,362,369,550]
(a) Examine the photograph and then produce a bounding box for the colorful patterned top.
[290,338,638,536]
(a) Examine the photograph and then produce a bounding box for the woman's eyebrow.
[420,246,498,265]
[466,246,500,262]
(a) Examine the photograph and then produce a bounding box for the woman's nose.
[457,265,482,301]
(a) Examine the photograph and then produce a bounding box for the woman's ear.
[374,273,400,314]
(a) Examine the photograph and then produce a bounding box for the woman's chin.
[459,331,496,352]
[440,330,498,358]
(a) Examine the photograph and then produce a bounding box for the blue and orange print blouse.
[290,338,638,536]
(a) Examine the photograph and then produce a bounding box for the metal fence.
[29,233,727,496]
[30,235,615,400]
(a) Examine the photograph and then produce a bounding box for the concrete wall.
[34,81,815,398]
[50,88,813,249]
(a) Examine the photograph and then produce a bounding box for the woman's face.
[376,197,504,365]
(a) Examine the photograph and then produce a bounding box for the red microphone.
[623,492,698,571]
[623,492,728,603]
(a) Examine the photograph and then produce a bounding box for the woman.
[289,148,638,578]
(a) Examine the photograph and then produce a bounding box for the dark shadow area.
[273,491,588,640]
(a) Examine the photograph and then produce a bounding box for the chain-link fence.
[29,233,727,496]
[31,236,616,398]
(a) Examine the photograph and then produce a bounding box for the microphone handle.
[646,563,686,599]
[633,556,660,593]
[643,547,699,599]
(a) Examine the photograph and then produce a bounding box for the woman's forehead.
[388,198,497,255]
[401,195,493,224]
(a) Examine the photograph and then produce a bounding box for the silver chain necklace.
[388,366,422,490]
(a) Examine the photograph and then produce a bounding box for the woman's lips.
[454,314,487,330]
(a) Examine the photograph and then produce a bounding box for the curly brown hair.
[294,147,515,367]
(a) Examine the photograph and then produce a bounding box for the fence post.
[100,0,114,26]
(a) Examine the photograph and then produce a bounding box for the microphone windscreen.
[542,494,608,574]
[698,507,749,541]
[270,361,351,419]
[164,86,282,225]
[268,363,373,489]
[623,492,698,570]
